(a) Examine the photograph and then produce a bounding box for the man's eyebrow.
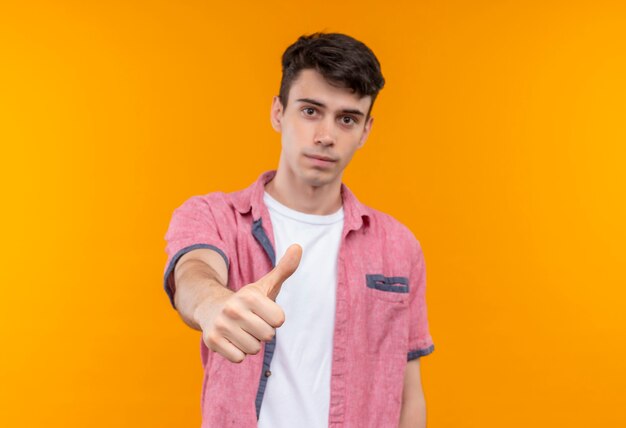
[296,98,325,107]
[296,98,365,117]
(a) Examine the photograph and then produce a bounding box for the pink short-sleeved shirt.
[163,170,434,428]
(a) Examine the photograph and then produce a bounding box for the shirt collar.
[232,170,370,232]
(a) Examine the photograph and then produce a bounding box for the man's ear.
[357,115,374,149]
[270,96,283,132]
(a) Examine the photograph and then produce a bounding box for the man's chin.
[301,169,339,188]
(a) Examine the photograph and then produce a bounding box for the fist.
[199,244,302,363]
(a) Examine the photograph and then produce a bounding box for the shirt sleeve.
[163,195,231,309]
[407,240,435,360]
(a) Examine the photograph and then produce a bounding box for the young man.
[163,33,434,428]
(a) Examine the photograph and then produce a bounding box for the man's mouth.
[305,154,337,162]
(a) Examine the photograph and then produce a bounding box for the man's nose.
[314,119,336,146]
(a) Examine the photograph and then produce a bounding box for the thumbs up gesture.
[198,244,302,363]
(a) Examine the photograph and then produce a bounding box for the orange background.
[1,0,625,426]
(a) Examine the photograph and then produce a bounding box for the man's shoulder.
[177,190,233,210]
[181,172,269,215]
[361,203,421,248]
[176,181,253,212]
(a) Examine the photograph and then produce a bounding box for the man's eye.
[341,116,356,125]
[303,107,316,116]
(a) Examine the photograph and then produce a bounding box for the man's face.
[270,69,374,188]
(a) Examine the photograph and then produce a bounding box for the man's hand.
[195,244,302,363]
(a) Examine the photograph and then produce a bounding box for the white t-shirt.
[257,192,344,428]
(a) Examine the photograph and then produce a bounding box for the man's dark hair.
[279,32,385,117]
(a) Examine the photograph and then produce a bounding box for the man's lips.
[305,154,338,162]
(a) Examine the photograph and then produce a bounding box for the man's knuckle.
[222,302,241,320]
[250,342,262,355]
[204,332,219,349]
[213,318,228,334]
[262,329,275,342]
[275,312,285,327]
[239,289,260,306]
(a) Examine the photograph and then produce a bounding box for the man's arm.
[171,245,302,363]
[173,248,232,331]
[398,358,427,428]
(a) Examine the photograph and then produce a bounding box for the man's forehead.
[288,69,372,110]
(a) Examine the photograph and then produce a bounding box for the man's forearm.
[173,258,233,330]
[398,392,426,428]
[399,358,427,428]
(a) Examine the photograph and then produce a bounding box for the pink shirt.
[164,170,434,428]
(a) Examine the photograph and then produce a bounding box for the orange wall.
[1,1,625,426]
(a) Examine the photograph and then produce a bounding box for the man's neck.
[265,168,342,215]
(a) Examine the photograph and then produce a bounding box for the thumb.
[259,244,302,300]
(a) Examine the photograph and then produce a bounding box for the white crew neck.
[263,191,344,225]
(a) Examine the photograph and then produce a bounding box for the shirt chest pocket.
[366,274,409,303]
[362,274,410,355]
